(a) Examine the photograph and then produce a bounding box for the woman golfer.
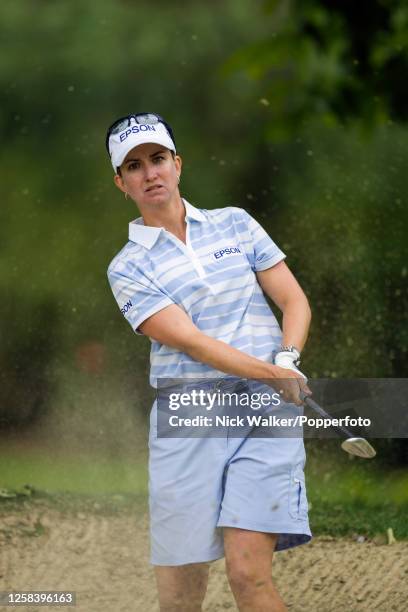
[106,112,312,611]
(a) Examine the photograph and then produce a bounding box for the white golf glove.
[274,350,307,380]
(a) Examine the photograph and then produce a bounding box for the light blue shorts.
[148,385,312,566]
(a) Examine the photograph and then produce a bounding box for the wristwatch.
[279,345,301,365]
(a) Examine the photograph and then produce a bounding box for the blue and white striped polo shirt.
[107,200,285,387]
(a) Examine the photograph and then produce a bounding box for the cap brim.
[111,133,176,172]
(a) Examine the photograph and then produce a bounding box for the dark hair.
[116,149,176,176]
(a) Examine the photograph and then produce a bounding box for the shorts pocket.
[288,463,308,520]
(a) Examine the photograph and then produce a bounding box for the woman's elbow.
[284,293,311,319]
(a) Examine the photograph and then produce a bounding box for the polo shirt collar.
[184,199,206,222]
[128,199,206,249]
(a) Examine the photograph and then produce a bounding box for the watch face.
[282,345,299,354]
[280,346,301,363]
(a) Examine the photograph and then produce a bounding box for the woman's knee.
[155,563,209,611]
[226,557,274,593]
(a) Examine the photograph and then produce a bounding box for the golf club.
[300,391,377,459]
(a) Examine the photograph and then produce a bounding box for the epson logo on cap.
[213,246,241,260]
[120,124,157,142]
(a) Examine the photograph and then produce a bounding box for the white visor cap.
[108,120,176,172]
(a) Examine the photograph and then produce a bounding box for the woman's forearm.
[281,296,312,352]
[183,329,309,404]
[186,332,280,380]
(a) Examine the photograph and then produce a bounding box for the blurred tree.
[220,0,408,382]
[0,296,59,429]
[223,0,408,138]
[0,0,406,462]
[0,0,275,427]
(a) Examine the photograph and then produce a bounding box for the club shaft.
[302,395,354,439]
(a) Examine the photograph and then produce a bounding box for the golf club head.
[341,437,376,459]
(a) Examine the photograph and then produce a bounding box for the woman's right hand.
[269,365,312,406]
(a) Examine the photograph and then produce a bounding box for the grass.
[310,501,408,539]
[305,442,408,539]
[1,444,407,539]
[0,452,148,495]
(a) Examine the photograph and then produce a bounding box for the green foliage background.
[1,0,407,433]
